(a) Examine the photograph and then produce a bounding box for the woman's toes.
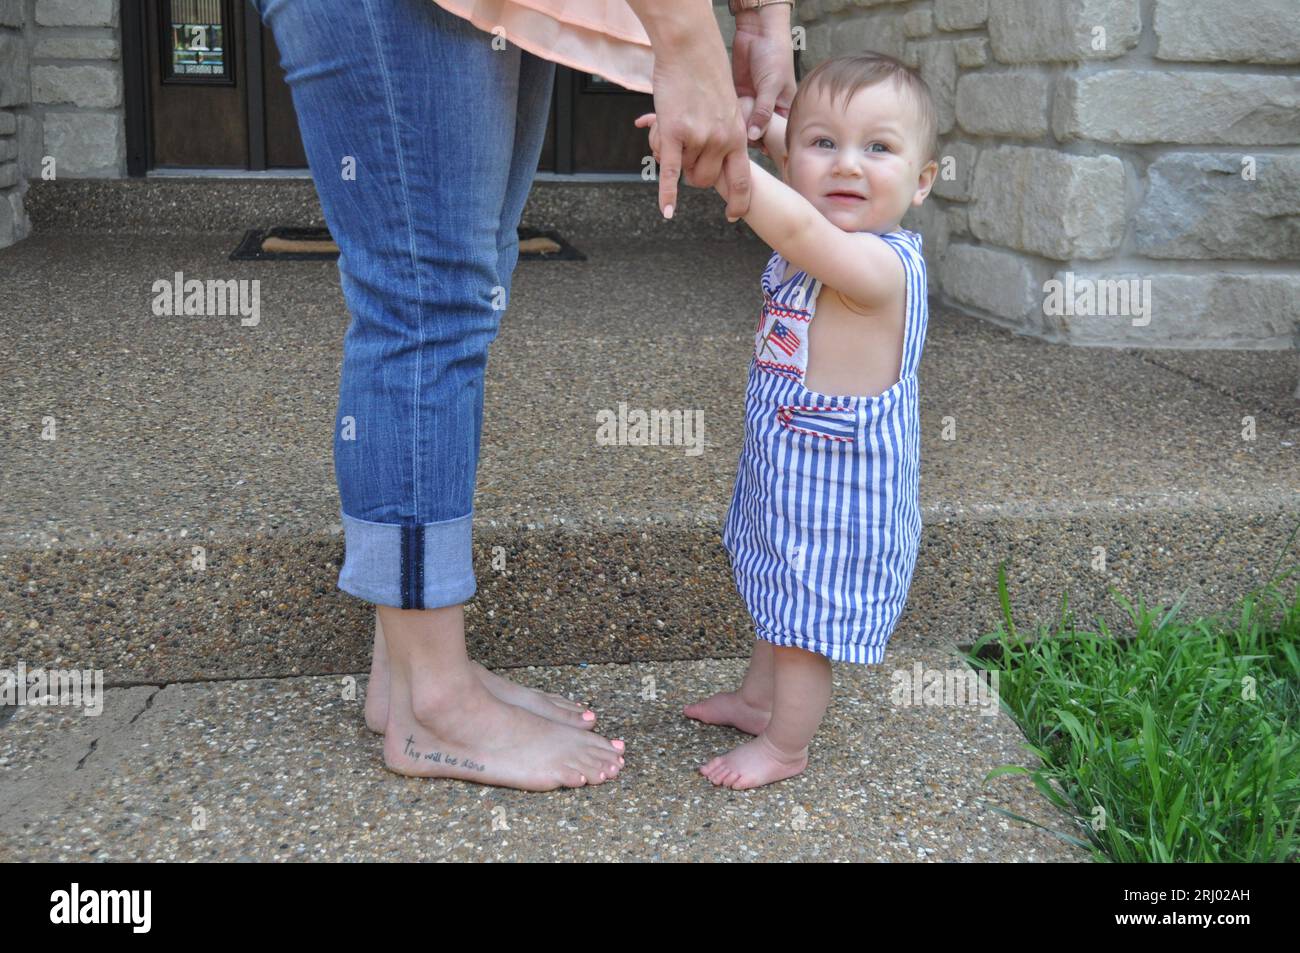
[557,766,586,787]
[547,693,587,712]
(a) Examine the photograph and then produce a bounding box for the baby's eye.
[868,142,890,153]
[813,137,834,149]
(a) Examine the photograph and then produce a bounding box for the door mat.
[230,226,585,261]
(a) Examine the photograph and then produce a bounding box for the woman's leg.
[361,43,594,733]
[366,608,594,734]
[258,0,623,788]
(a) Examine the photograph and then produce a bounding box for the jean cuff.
[336,506,477,610]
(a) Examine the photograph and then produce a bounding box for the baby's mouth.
[827,192,866,202]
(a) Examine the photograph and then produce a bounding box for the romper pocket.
[776,404,858,443]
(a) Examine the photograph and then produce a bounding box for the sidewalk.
[0,655,1085,862]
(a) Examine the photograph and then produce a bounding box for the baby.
[639,52,939,789]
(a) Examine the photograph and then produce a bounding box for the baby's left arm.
[634,111,906,312]
[720,159,905,312]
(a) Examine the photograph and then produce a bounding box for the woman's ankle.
[397,665,485,725]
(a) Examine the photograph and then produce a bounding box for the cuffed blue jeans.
[252,0,556,609]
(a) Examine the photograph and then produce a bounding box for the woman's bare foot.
[683,691,772,735]
[699,731,807,790]
[384,670,626,790]
[365,613,596,734]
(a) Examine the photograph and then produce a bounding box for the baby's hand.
[633,111,663,166]
[736,96,769,156]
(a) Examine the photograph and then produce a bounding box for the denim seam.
[361,0,427,527]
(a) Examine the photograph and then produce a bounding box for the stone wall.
[798,0,1300,349]
[0,0,123,248]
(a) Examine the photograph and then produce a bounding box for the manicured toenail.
[599,772,606,780]
[619,757,625,765]
[612,739,625,750]
[582,710,595,721]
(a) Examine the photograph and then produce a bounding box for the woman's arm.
[623,0,751,221]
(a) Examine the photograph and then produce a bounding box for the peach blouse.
[430,0,656,93]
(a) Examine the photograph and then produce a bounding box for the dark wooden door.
[148,0,248,167]
[542,68,654,173]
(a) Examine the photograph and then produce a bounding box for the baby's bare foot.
[699,732,807,790]
[383,677,625,791]
[365,627,595,734]
[683,691,772,735]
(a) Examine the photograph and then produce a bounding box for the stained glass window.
[162,0,234,84]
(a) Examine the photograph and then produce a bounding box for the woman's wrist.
[627,0,725,59]
[732,0,794,24]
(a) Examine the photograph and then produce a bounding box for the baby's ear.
[912,159,939,204]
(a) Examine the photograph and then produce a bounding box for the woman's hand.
[732,6,797,141]
[637,110,753,224]
[625,0,751,220]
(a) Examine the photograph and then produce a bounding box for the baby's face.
[780,81,936,234]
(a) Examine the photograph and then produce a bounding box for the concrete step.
[0,653,1088,862]
[19,176,743,243]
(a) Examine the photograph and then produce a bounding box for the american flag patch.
[767,320,801,357]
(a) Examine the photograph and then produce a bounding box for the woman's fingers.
[721,147,752,222]
[656,135,682,219]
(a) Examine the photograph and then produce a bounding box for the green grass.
[966,525,1300,863]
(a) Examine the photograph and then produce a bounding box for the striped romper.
[721,228,928,665]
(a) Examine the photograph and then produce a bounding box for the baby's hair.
[784,52,939,165]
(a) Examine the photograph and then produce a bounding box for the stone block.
[933,140,977,200]
[1154,0,1300,65]
[969,145,1128,260]
[941,242,1049,325]
[935,0,988,32]
[35,0,116,27]
[1054,71,1300,145]
[32,65,121,108]
[42,111,122,176]
[956,72,1050,138]
[1135,152,1300,261]
[988,0,1139,63]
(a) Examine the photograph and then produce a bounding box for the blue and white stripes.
[722,228,928,664]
